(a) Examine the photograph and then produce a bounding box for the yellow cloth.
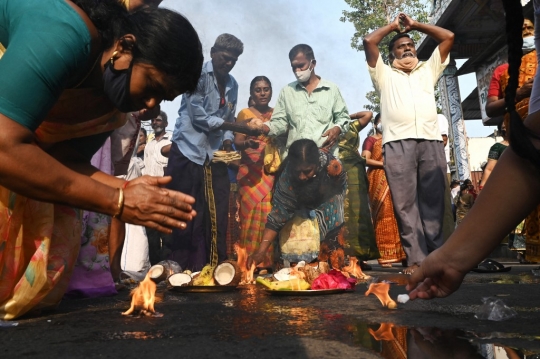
[279,216,320,262]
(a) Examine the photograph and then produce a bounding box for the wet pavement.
[2,262,540,358]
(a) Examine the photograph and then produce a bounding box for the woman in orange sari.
[235,76,276,268]
[362,114,406,267]
[0,1,203,320]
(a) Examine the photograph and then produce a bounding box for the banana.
[256,277,310,291]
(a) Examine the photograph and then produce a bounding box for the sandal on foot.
[471,259,511,273]
[400,264,419,275]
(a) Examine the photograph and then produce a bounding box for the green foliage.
[364,89,381,114]
[341,0,429,61]
[340,0,430,111]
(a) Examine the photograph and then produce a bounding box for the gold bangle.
[113,188,124,218]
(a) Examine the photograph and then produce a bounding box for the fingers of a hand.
[155,176,173,186]
[161,189,196,205]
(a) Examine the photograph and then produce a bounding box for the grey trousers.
[383,139,446,265]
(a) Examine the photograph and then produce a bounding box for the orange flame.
[342,257,370,280]
[235,243,247,270]
[122,272,159,316]
[235,243,256,284]
[245,262,256,283]
[369,323,396,341]
[365,283,397,309]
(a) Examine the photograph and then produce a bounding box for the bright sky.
[158,0,494,142]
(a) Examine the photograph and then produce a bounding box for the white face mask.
[295,60,313,83]
[376,123,383,133]
[523,36,535,54]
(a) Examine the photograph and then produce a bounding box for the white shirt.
[368,46,449,145]
[143,131,172,177]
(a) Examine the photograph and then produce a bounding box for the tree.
[341,0,430,110]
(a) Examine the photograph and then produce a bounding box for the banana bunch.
[256,277,310,291]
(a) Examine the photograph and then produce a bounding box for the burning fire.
[234,243,257,284]
[365,283,397,309]
[123,272,161,317]
[342,257,370,280]
[369,323,396,341]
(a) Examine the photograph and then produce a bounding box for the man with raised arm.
[363,13,454,275]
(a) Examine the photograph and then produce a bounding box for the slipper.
[360,261,372,271]
[471,259,512,273]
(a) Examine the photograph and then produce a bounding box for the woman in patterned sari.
[0,1,203,320]
[362,114,406,268]
[235,76,276,267]
[338,110,379,268]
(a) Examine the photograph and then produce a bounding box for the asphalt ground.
[2,261,540,358]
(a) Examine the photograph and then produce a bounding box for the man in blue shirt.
[166,34,245,271]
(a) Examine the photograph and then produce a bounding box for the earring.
[110,51,119,65]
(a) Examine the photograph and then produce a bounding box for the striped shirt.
[267,78,350,157]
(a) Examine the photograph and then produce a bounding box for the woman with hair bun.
[0,0,204,319]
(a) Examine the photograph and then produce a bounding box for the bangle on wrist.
[113,188,125,219]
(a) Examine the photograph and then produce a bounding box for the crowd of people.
[0,0,538,320]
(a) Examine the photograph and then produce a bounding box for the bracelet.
[113,188,124,218]
[122,180,130,189]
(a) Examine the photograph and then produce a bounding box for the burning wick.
[342,257,370,280]
[122,272,162,317]
[365,283,397,309]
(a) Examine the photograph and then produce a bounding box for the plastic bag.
[474,297,517,321]
[311,270,356,290]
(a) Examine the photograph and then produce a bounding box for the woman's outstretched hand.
[121,175,196,233]
[406,249,468,300]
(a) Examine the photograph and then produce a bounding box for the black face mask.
[103,59,135,112]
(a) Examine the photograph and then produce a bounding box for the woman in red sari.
[235,76,276,267]
[362,114,406,268]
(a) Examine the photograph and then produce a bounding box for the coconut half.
[148,264,167,283]
[273,267,293,281]
[168,273,193,287]
[213,260,241,286]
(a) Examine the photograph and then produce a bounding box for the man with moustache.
[363,13,454,274]
[166,34,256,271]
[253,44,350,157]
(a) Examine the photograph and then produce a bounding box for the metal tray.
[264,288,355,296]
[169,285,238,293]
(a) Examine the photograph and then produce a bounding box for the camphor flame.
[234,243,256,284]
[369,323,396,341]
[342,256,370,280]
[122,272,160,317]
[365,283,397,309]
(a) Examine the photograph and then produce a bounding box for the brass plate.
[264,289,355,296]
[169,285,238,293]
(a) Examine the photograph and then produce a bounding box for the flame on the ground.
[122,272,160,316]
[342,257,370,280]
[365,283,397,309]
[369,323,397,341]
[235,243,256,284]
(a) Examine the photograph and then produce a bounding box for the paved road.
[2,262,540,358]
